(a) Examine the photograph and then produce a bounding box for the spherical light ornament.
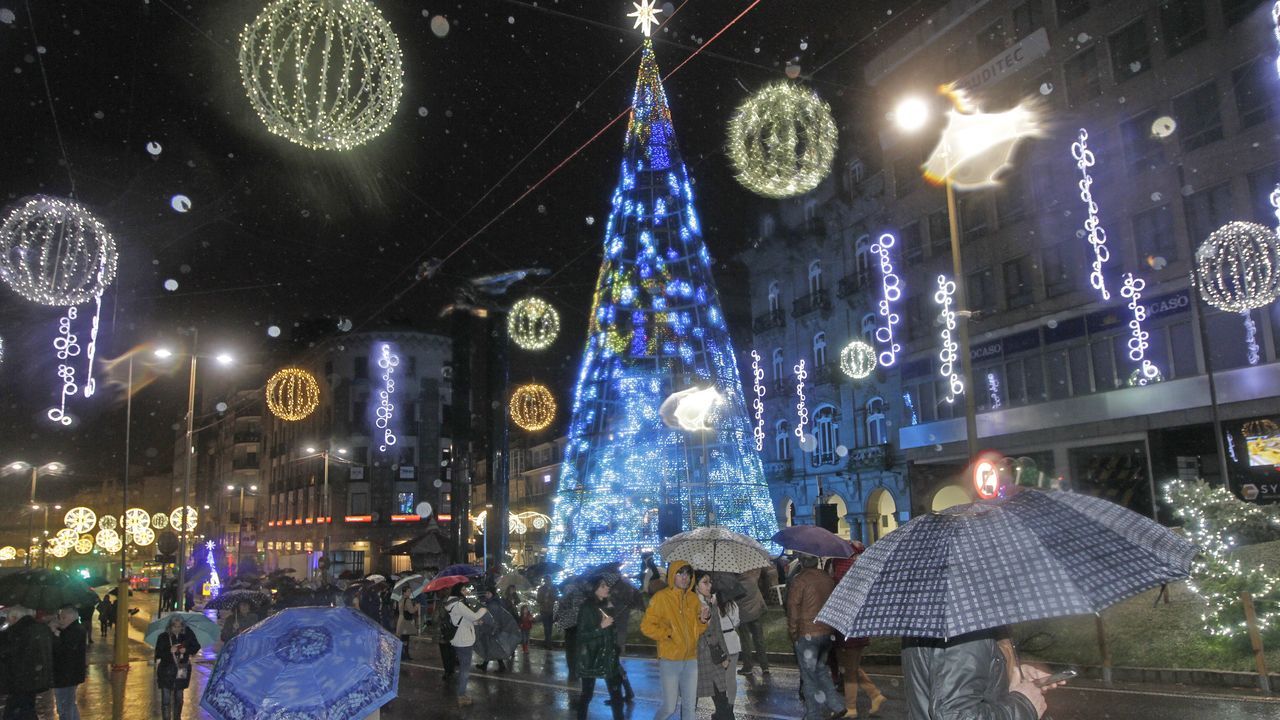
[133,526,156,546]
[508,297,561,351]
[56,528,79,546]
[839,339,878,380]
[0,195,118,305]
[239,0,404,151]
[727,82,837,199]
[64,507,97,534]
[151,512,170,529]
[266,367,320,421]
[95,528,119,550]
[0,546,16,561]
[125,507,150,530]
[74,536,93,554]
[1194,221,1280,313]
[97,514,118,531]
[510,384,556,431]
[170,506,198,533]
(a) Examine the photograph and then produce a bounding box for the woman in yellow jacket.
[640,560,709,719]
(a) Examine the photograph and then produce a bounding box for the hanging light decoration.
[132,526,156,546]
[170,506,199,533]
[0,196,118,306]
[97,514,118,531]
[871,232,902,367]
[56,528,79,546]
[64,507,97,534]
[508,297,561,351]
[74,535,93,555]
[1193,221,1280,313]
[266,367,320,421]
[727,82,837,198]
[375,343,399,452]
[839,339,877,380]
[934,275,964,403]
[749,350,766,452]
[151,512,170,530]
[95,528,120,550]
[48,543,70,559]
[125,507,151,531]
[510,384,557,431]
[239,0,404,151]
[0,546,17,561]
[793,359,809,442]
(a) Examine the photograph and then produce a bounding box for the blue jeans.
[653,658,697,720]
[454,645,473,696]
[53,686,80,720]
[796,636,843,720]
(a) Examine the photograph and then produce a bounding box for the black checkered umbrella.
[816,489,1196,640]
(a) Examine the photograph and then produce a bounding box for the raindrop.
[144,447,158,458]
[1076,32,1090,43]
[92,110,104,120]
[799,40,808,51]
[835,445,848,457]
[1150,192,1163,202]
[215,402,228,413]
[430,15,449,37]
[163,279,179,292]
[433,478,443,488]
[1039,82,1054,96]
[537,204,547,214]
[267,325,281,338]
[1129,61,1142,73]
[1147,255,1168,270]
[170,195,192,213]
[1046,319,1058,329]
[444,109,454,118]
[1151,116,1176,138]
[300,209,310,218]
[662,2,675,16]
[145,141,162,156]
[785,63,801,79]
[585,216,595,226]
[179,264,191,274]
[337,317,353,332]
[0,9,14,25]
[507,15,514,24]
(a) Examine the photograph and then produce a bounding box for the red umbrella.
[422,575,469,593]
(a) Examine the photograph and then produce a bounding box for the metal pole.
[1193,295,1233,488]
[322,451,330,585]
[178,348,197,609]
[113,356,133,671]
[945,180,980,463]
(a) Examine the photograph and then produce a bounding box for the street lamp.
[893,96,931,133]
[302,446,348,583]
[225,483,259,574]
[6,462,63,567]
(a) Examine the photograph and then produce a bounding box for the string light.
[508,296,561,351]
[125,508,150,531]
[727,82,837,198]
[1071,129,1113,301]
[793,359,809,441]
[74,536,93,555]
[1245,313,1260,366]
[871,232,902,367]
[170,506,198,533]
[132,526,155,546]
[934,275,963,403]
[151,512,170,530]
[1120,273,1160,385]
[375,343,399,451]
[987,372,1002,409]
[839,339,877,380]
[239,0,403,151]
[98,515,118,531]
[0,546,17,561]
[750,350,765,452]
[64,507,96,534]
[95,528,120,552]
[47,307,80,426]
[903,391,919,426]
[0,195,118,306]
[265,367,320,422]
[1193,221,1280,313]
[510,383,556,431]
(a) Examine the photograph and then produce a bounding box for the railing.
[752,308,786,333]
[836,273,871,299]
[792,289,831,318]
[808,443,891,470]
[234,432,261,444]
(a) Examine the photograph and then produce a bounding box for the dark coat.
[695,596,730,698]
[0,616,53,695]
[573,597,621,680]
[51,620,88,687]
[902,631,1039,720]
[154,627,201,690]
[220,611,260,642]
[474,598,520,662]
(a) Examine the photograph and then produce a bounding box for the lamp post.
[304,446,348,584]
[7,462,63,568]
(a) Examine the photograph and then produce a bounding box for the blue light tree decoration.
[206,540,221,599]
[547,22,779,576]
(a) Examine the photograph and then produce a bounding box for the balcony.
[791,289,831,318]
[752,308,786,334]
[836,273,871,300]
[809,443,890,470]
[810,362,837,386]
[763,460,792,480]
[234,431,262,444]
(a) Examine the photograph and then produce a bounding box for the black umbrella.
[0,569,98,612]
[205,589,271,612]
[523,560,563,579]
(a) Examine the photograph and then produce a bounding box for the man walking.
[536,577,557,648]
[640,561,708,720]
[736,565,776,676]
[50,606,87,720]
[0,606,54,720]
[787,556,847,720]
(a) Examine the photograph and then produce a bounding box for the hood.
[665,560,692,590]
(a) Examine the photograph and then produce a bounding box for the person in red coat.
[829,542,887,717]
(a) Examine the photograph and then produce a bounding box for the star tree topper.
[628,0,663,37]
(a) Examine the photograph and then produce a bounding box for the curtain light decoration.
[839,339,877,380]
[903,391,919,426]
[1245,313,1260,366]
[1071,129,1113,301]
[922,87,1041,189]
[547,38,778,576]
[1193,221,1280,313]
[510,383,556,431]
[726,82,837,199]
[750,350,765,452]
[509,297,561,351]
[0,196,118,306]
[64,507,96,534]
[375,343,399,451]
[265,367,320,422]
[239,0,404,151]
[987,372,1002,410]
[871,233,902,367]
[1120,273,1160,385]
[170,506,198,533]
[206,540,221,597]
[793,359,809,441]
[47,307,81,426]
[934,275,963,403]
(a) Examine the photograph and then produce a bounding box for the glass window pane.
[1169,321,1198,378]
[1173,83,1223,152]
[1024,354,1046,403]
[1233,57,1276,129]
[1070,345,1093,395]
[1065,47,1101,105]
[1206,310,1254,370]
[1120,109,1163,174]
[1047,349,1070,400]
[1005,359,1026,405]
[1093,337,1118,391]
[1109,21,1150,83]
[1160,0,1208,56]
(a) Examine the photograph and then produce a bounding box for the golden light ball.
[510,384,557,431]
[266,367,321,421]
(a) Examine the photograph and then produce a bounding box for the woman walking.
[154,615,201,720]
[829,550,887,717]
[445,584,488,707]
[693,571,734,720]
[397,592,420,660]
[574,576,625,720]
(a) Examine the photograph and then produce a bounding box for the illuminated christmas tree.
[206,541,221,598]
[547,30,779,575]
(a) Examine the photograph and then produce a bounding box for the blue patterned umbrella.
[816,489,1196,640]
[201,606,400,720]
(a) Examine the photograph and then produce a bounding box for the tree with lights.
[547,19,779,576]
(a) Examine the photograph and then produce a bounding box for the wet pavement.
[4,613,1280,719]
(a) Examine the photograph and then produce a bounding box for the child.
[518,604,534,653]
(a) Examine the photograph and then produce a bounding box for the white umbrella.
[658,526,771,574]
[389,574,424,601]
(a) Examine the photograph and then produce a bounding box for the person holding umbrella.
[396,591,419,661]
[787,555,847,720]
[536,576,557,648]
[639,560,707,720]
[692,571,733,720]
[0,606,53,720]
[49,606,87,720]
[445,582,488,706]
[735,564,775,676]
[154,615,201,720]
[220,600,260,643]
[573,575,625,720]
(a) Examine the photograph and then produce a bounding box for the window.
[1247,165,1280,225]
[1042,243,1078,296]
[768,281,780,312]
[813,332,828,367]
[928,210,951,255]
[804,201,820,233]
[352,399,367,424]
[775,421,791,461]
[1173,82,1223,152]
[808,260,823,295]
[967,268,998,313]
[1159,0,1207,56]
[1065,47,1102,105]
[1169,321,1198,378]
[813,406,839,464]
[866,397,887,446]
[352,446,368,464]
[854,236,873,287]
[861,313,878,346]
[1091,335,1119,391]
[349,488,370,515]
[978,365,1005,411]
[1003,255,1035,308]
[772,348,786,381]
[958,196,991,243]
[996,166,1031,226]
[1120,109,1164,174]
[1132,205,1178,263]
[894,153,922,198]
[1222,0,1265,26]
[1184,183,1234,245]
[975,19,1007,60]
[906,294,928,340]
[353,356,368,380]
[1056,0,1089,24]
[901,221,924,263]
[396,492,415,515]
[847,158,865,189]
[1013,1,1044,38]
[1234,57,1276,129]
[1109,21,1150,83]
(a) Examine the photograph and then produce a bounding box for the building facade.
[866,0,1280,516]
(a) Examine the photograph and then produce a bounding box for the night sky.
[0,0,928,498]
